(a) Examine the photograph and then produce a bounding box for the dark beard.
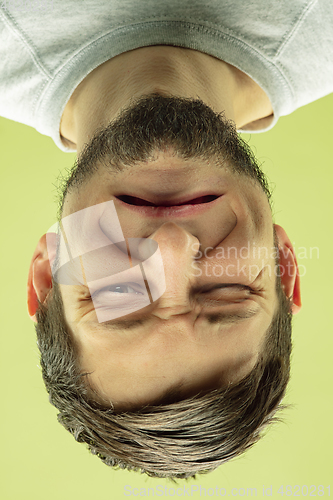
[59,92,270,216]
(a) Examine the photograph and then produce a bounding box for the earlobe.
[274,224,302,315]
[27,234,53,322]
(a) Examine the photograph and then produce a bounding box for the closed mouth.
[116,194,220,207]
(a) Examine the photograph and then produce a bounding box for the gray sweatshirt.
[0,0,332,151]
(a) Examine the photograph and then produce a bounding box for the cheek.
[250,194,272,230]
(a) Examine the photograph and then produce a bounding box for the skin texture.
[60,45,274,151]
[27,46,300,410]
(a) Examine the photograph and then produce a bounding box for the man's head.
[34,276,292,479]
[28,93,301,477]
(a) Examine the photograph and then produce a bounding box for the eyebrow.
[103,316,150,330]
[102,307,259,330]
[205,307,259,324]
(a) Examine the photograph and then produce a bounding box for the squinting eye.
[202,285,252,303]
[204,284,252,293]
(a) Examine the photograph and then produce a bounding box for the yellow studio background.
[0,93,332,499]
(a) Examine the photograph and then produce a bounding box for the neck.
[60,46,273,152]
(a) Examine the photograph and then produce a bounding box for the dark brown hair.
[35,275,292,480]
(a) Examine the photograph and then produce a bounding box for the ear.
[274,224,302,315]
[27,234,53,322]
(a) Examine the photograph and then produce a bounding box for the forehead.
[75,305,271,409]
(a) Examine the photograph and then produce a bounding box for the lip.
[115,194,223,217]
[115,190,223,206]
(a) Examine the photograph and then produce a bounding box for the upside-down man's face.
[30,94,301,411]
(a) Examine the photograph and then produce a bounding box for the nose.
[142,222,200,320]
